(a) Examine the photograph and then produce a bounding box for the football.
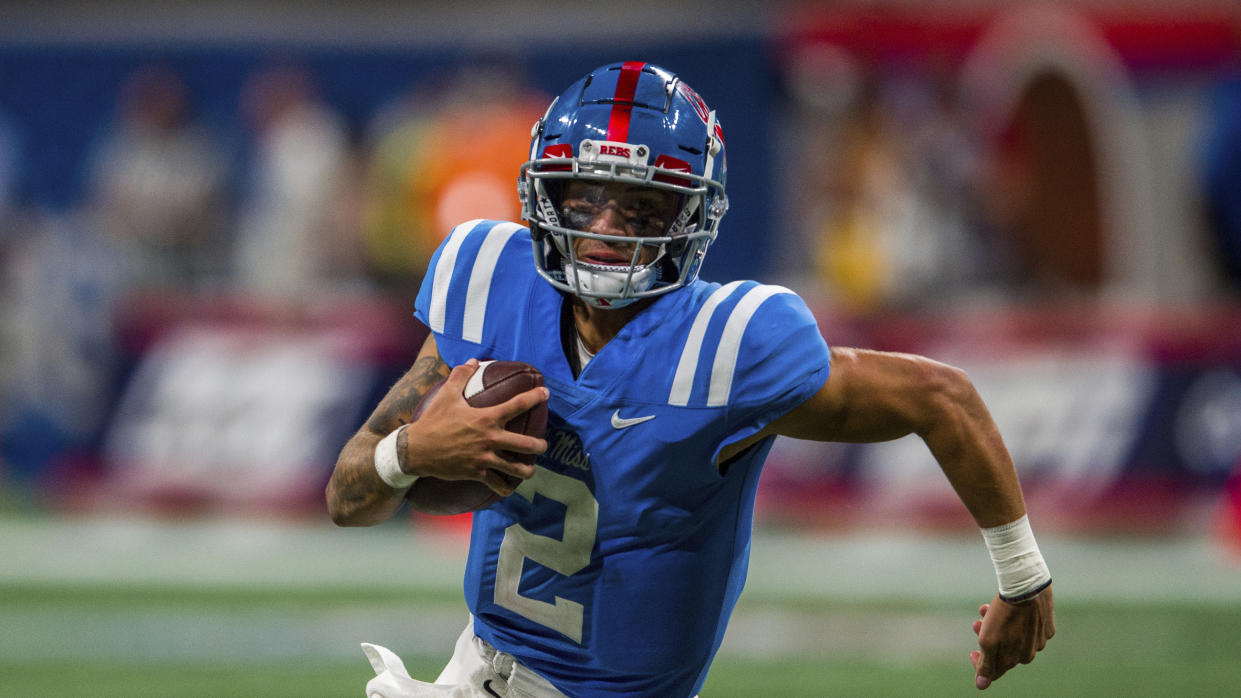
[405,360,547,515]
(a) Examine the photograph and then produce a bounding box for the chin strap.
[561,259,654,309]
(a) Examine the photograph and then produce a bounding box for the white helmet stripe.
[703,109,719,182]
[529,120,542,161]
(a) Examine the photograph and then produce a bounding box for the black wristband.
[999,578,1052,604]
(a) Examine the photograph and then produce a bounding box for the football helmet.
[519,61,728,308]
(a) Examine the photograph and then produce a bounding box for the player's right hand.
[404,359,548,494]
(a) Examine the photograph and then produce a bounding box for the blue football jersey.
[414,219,831,697]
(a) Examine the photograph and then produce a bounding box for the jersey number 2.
[494,466,598,644]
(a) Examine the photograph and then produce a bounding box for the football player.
[327,61,1054,697]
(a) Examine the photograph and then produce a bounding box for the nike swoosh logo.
[482,679,502,698]
[611,409,655,429]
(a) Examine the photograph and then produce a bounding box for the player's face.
[559,180,679,266]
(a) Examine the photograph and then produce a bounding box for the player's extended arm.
[763,346,1055,690]
[773,347,1023,523]
[325,335,546,527]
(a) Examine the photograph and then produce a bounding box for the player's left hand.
[969,584,1054,690]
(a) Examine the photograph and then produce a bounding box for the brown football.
[405,360,547,515]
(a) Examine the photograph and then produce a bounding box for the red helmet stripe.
[606,61,646,142]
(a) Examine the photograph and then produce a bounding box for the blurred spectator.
[0,212,124,488]
[86,65,228,292]
[233,64,364,300]
[899,68,993,297]
[361,67,548,296]
[812,73,903,311]
[789,59,989,313]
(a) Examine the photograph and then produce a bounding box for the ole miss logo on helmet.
[676,81,725,146]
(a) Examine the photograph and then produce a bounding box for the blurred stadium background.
[1,1,1240,695]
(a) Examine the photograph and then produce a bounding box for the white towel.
[360,642,466,698]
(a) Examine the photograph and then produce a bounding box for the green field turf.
[1,644,1237,697]
[2,585,1237,697]
[3,517,1238,696]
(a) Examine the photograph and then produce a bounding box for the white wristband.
[980,515,1052,602]
[373,425,417,490]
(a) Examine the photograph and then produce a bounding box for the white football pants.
[362,617,566,698]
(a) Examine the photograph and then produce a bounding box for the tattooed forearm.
[326,341,451,526]
[327,436,391,520]
[363,355,451,435]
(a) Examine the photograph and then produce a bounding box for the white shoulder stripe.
[428,219,484,334]
[707,285,793,407]
[668,281,745,406]
[462,222,524,342]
